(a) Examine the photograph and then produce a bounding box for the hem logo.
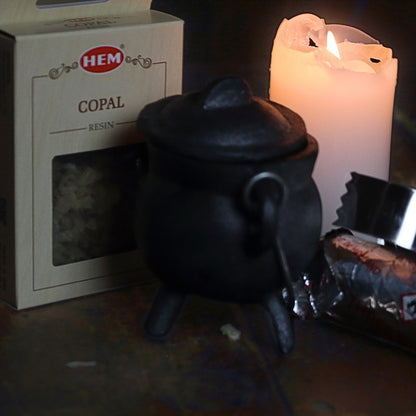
[80,45,124,74]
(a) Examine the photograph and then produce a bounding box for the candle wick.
[309,38,318,47]
[370,57,381,63]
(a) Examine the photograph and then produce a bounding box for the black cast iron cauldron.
[136,77,321,355]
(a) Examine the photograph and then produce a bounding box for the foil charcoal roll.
[322,231,416,353]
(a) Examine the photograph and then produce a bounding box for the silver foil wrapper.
[320,231,416,353]
[287,247,343,321]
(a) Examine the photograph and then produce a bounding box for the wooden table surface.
[1,277,416,416]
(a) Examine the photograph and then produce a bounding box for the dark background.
[151,0,416,184]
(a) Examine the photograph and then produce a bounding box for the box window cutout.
[52,144,143,266]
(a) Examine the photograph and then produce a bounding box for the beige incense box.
[0,0,183,309]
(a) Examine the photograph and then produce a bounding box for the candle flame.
[327,31,340,59]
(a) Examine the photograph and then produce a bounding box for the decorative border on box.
[48,46,154,80]
[30,56,169,291]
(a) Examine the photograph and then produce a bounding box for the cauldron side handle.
[262,292,294,356]
[243,172,295,355]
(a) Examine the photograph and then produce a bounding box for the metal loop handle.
[242,171,286,213]
[242,172,295,309]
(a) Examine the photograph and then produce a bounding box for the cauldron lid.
[137,77,308,162]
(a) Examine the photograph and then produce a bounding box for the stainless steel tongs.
[334,172,416,251]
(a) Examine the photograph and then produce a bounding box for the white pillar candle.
[269,14,398,234]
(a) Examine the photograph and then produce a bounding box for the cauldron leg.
[262,292,294,356]
[143,284,189,339]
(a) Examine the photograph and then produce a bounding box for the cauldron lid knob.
[138,76,309,162]
[202,77,252,110]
